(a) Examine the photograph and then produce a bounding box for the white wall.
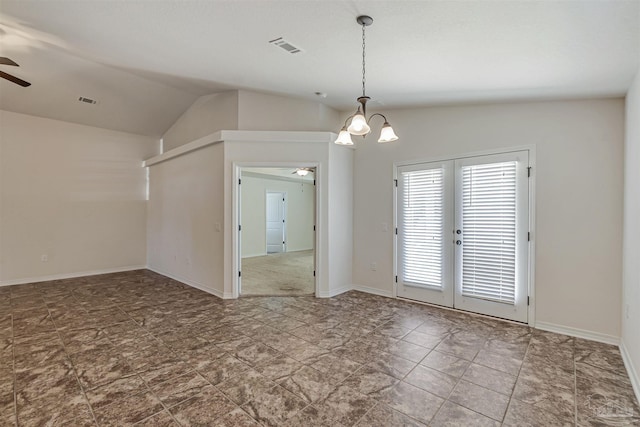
[146,143,225,297]
[352,99,624,339]
[237,90,340,132]
[240,173,314,258]
[622,70,640,397]
[162,91,239,152]
[0,110,158,284]
[327,142,354,295]
[222,132,352,298]
[161,90,341,152]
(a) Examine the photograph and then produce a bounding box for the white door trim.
[233,163,319,298]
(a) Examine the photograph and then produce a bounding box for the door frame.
[233,163,319,298]
[265,190,287,254]
[393,145,537,326]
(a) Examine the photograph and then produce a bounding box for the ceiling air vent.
[269,37,303,54]
[78,96,98,105]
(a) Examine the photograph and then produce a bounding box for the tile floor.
[0,270,638,426]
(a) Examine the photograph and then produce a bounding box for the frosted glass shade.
[378,122,399,143]
[334,129,354,145]
[347,112,370,136]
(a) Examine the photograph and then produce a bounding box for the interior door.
[266,192,286,253]
[397,151,530,322]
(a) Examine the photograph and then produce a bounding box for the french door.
[397,151,529,322]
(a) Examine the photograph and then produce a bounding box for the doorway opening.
[238,167,316,296]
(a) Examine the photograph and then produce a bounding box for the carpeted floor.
[241,250,315,296]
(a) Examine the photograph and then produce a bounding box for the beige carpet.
[241,249,314,296]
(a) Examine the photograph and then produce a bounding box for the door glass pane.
[401,168,444,288]
[461,161,517,304]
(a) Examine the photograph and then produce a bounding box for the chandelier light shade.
[378,121,399,143]
[336,15,399,145]
[335,127,355,145]
[346,109,370,136]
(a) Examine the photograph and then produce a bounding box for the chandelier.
[335,15,399,145]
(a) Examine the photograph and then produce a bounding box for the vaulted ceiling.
[0,0,638,137]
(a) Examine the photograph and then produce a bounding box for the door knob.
[456,240,462,245]
[456,229,462,234]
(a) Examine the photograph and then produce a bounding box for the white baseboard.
[535,321,620,345]
[620,340,640,404]
[318,285,352,298]
[352,284,394,298]
[146,267,225,299]
[0,265,147,287]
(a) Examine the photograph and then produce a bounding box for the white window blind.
[461,161,517,304]
[401,168,444,288]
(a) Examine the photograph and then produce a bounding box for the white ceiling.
[0,0,638,137]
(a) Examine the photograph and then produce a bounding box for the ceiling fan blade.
[0,71,31,87]
[0,57,19,66]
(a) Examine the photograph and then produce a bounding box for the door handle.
[456,229,462,234]
[456,240,462,245]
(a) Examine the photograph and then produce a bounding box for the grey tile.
[431,400,500,427]
[402,330,443,349]
[211,408,261,427]
[7,271,638,427]
[381,381,444,424]
[254,354,303,383]
[420,350,470,378]
[170,386,237,426]
[448,380,510,421]
[241,385,307,426]
[280,365,336,403]
[94,390,164,426]
[86,374,148,410]
[151,371,210,409]
[316,385,377,426]
[404,364,457,398]
[473,348,523,376]
[386,340,431,363]
[366,351,417,379]
[217,369,276,405]
[355,403,425,426]
[282,404,347,427]
[341,366,398,399]
[503,399,574,427]
[461,363,517,395]
[197,355,249,385]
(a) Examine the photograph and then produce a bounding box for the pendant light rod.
[335,15,398,146]
[357,15,373,116]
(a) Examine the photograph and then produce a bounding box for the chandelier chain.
[361,22,366,97]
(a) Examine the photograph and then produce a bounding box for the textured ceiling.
[0,0,638,136]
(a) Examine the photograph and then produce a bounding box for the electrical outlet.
[215,222,221,232]
[371,262,377,271]
[381,222,389,232]
[41,254,48,262]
